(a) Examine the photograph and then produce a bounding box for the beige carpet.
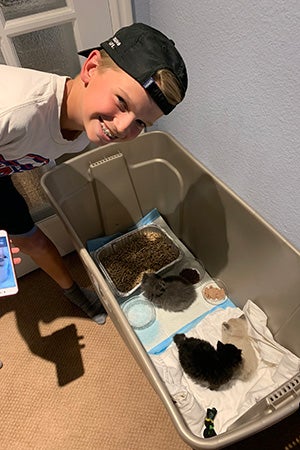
[1,252,299,450]
[0,252,190,450]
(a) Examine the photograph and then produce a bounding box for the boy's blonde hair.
[99,49,183,106]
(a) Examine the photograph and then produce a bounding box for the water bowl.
[122,296,156,330]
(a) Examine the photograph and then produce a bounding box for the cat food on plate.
[202,280,227,305]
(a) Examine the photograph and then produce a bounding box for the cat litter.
[94,225,182,297]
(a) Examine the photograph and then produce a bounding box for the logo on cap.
[108,36,121,49]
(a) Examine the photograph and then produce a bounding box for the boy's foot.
[63,283,107,325]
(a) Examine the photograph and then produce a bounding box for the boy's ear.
[80,49,102,84]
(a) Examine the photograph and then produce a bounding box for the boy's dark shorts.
[0,176,35,235]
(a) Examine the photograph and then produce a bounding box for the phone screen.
[0,232,18,296]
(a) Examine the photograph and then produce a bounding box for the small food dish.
[202,280,228,305]
[122,296,156,330]
[177,257,206,284]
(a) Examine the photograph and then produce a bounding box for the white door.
[0,0,133,276]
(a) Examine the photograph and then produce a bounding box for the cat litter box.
[93,224,183,298]
[41,131,300,449]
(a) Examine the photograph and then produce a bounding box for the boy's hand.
[11,245,21,265]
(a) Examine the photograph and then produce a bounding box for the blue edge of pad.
[146,299,235,355]
[87,209,237,355]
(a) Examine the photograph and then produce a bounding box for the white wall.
[133,0,300,251]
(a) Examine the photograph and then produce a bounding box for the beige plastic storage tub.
[41,131,300,449]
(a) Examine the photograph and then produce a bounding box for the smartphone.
[0,230,18,296]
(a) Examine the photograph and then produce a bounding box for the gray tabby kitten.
[222,315,258,380]
[141,272,197,312]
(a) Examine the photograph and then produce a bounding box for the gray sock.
[64,283,107,325]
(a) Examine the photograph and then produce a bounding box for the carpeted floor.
[0,252,299,449]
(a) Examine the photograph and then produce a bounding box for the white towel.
[150,300,300,436]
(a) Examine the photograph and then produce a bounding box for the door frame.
[0,0,133,66]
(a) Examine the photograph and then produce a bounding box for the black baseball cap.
[78,22,188,115]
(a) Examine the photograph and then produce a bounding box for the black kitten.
[173,333,243,390]
[141,272,197,312]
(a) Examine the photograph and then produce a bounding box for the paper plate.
[202,280,228,306]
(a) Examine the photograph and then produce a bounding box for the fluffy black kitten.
[141,272,197,312]
[173,333,243,390]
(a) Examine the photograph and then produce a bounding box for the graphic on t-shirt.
[0,154,50,175]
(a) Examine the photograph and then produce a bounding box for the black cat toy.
[203,407,218,438]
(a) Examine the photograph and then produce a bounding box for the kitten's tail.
[173,333,186,347]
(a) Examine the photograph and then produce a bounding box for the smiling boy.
[0,23,188,322]
[64,54,161,145]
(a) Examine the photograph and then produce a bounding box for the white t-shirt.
[0,65,89,176]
